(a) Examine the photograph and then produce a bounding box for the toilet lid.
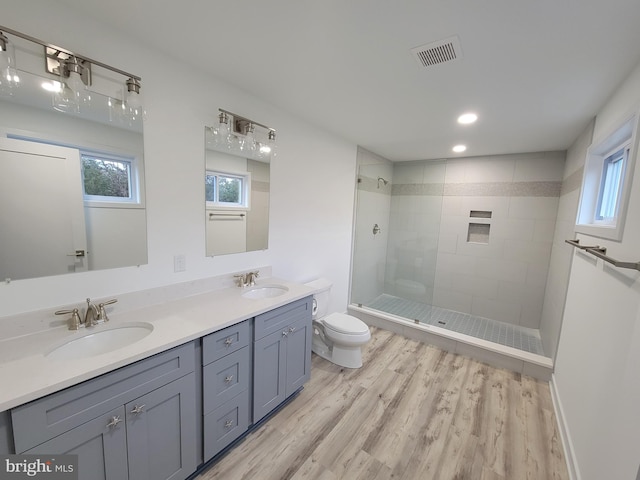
[324,313,369,335]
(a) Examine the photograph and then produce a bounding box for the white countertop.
[0,277,315,411]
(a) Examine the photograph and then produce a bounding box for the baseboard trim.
[550,374,580,480]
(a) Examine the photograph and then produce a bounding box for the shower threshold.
[348,294,553,381]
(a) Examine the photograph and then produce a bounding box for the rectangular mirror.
[0,50,147,280]
[204,126,270,256]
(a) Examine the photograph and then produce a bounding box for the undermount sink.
[46,322,154,360]
[241,284,289,300]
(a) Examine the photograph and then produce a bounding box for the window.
[206,171,250,208]
[576,114,638,241]
[82,153,134,202]
[595,147,627,223]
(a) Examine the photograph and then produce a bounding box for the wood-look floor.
[197,327,569,480]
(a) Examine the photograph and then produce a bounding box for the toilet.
[305,278,371,368]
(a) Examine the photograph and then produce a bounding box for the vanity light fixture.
[0,24,142,115]
[0,30,20,95]
[210,108,277,159]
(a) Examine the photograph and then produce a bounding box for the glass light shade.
[66,71,84,94]
[241,128,256,154]
[125,78,142,110]
[126,89,142,109]
[0,38,20,96]
[52,85,79,113]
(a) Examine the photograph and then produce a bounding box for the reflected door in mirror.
[0,138,88,280]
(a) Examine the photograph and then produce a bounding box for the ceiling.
[57,0,640,161]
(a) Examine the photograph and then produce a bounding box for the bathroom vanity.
[0,275,314,480]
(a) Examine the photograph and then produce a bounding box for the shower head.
[377,177,389,188]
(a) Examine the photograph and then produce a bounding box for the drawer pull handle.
[289,327,295,333]
[107,416,122,428]
[282,330,288,337]
[224,337,233,347]
[131,404,146,415]
[224,420,233,428]
[224,375,234,383]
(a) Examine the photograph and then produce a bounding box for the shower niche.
[467,210,492,244]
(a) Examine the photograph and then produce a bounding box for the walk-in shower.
[349,152,563,377]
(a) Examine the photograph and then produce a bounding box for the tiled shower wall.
[386,161,445,305]
[354,149,566,332]
[434,152,565,329]
[390,152,566,330]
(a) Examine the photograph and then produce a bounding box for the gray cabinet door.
[126,373,196,480]
[285,317,312,394]
[25,406,128,480]
[253,329,286,423]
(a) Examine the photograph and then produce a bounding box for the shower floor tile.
[366,294,544,355]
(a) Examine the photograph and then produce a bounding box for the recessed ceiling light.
[457,113,478,124]
[452,144,467,153]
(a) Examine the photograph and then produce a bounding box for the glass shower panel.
[383,161,445,310]
[351,160,446,319]
[350,164,393,306]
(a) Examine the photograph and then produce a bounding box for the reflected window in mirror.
[205,125,270,256]
[205,171,251,209]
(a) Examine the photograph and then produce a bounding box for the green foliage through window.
[205,172,245,206]
[82,155,131,198]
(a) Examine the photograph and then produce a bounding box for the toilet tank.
[304,278,332,319]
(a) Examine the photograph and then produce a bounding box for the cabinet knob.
[224,337,233,347]
[224,375,234,383]
[130,404,146,415]
[282,331,288,337]
[107,416,122,428]
[289,327,296,333]
[224,420,233,429]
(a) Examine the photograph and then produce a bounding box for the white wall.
[0,0,357,317]
[554,62,640,480]
[539,120,594,359]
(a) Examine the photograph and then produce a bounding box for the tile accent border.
[392,181,562,197]
[252,180,270,193]
[391,183,444,196]
[560,166,584,196]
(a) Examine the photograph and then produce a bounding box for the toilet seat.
[324,313,369,335]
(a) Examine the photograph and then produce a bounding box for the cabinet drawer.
[254,297,312,340]
[203,347,250,415]
[203,320,250,365]
[12,341,195,453]
[203,390,249,461]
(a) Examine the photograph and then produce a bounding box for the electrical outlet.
[173,254,186,272]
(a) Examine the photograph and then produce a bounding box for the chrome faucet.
[84,298,99,327]
[246,270,259,286]
[55,297,118,330]
[234,270,260,287]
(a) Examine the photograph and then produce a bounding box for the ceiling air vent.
[411,35,462,68]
